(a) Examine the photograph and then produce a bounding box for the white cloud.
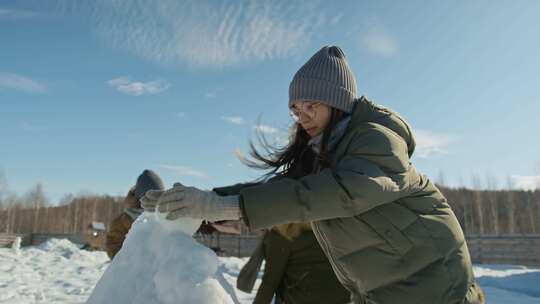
[361,27,399,57]
[254,124,278,134]
[0,72,46,93]
[511,175,540,191]
[159,164,208,179]
[221,116,245,125]
[205,92,217,99]
[20,122,45,132]
[58,1,331,67]
[329,14,343,26]
[205,88,224,99]
[414,129,452,158]
[252,121,290,147]
[0,8,37,19]
[107,77,169,96]
[176,112,185,118]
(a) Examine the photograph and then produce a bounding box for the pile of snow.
[87,214,236,304]
[474,265,540,304]
[0,236,109,304]
[37,238,83,259]
[216,256,263,304]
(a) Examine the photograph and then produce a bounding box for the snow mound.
[38,238,82,259]
[474,265,540,298]
[0,237,109,304]
[86,213,235,304]
[482,287,540,304]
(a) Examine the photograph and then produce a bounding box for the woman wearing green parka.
[141,46,485,304]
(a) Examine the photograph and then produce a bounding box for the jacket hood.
[123,187,140,209]
[349,96,416,158]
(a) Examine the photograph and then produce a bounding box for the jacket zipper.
[310,141,358,296]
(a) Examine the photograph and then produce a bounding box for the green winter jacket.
[237,97,484,304]
[254,229,350,304]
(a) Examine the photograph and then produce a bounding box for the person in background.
[252,223,350,304]
[106,169,164,259]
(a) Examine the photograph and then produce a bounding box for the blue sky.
[1,0,539,203]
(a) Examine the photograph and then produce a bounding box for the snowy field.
[1,238,539,304]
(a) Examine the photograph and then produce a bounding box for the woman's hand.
[140,188,165,212]
[144,182,241,221]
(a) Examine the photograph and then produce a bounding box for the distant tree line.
[0,171,538,235]
[439,186,539,235]
[0,194,124,234]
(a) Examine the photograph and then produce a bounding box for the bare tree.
[525,191,537,234]
[25,183,48,208]
[436,170,446,187]
[485,174,499,235]
[0,170,8,208]
[24,183,48,233]
[59,193,75,206]
[536,161,540,189]
[472,175,484,235]
[73,200,80,233]
[505,176,516,234]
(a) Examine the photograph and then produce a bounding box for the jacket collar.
[308,113,352,155]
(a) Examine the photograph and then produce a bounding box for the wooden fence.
[0,233,32,247]
[196,234,540,265]
[2,232,539,266]
[0,197,124,235]
[194,233,261,257]
[466,235,540,266]
[0,232,261,256]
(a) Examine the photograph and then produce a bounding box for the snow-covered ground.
[1,238,539,304]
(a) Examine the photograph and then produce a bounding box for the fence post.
[5,207,10,233]
[237,235,241,257]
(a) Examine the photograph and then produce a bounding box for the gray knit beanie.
[134,169,165,200]
[289,46,357,113]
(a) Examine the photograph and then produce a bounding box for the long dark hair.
[242,107,346,180]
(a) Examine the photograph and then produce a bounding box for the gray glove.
[152,183,241,221]
[140,189,165,212]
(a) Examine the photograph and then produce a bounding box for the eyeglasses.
[289,101,322,122]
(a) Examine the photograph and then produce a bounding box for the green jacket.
[254,229,350,304]
[237,97,484,304]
